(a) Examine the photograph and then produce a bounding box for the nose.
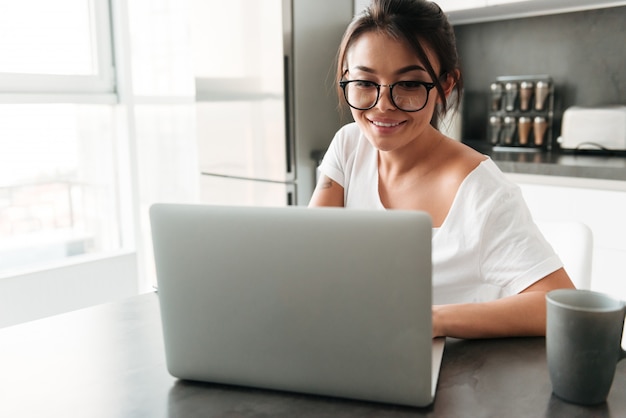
[375,84,397,111]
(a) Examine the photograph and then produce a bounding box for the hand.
[432,305,445,338]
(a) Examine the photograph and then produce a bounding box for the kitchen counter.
[464,140,626,182]
[313,141,626,185]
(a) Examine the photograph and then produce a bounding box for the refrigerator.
[192,0,354,207]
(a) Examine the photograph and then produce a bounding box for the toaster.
[558,105,626,151]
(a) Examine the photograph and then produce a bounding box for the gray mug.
[546,289,626,405]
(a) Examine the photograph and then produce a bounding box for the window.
[125,0,198,288]
[0,0,114,94]
[0,0,121,275]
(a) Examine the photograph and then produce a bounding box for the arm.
[308,175,345,207]
[432,268,575,339]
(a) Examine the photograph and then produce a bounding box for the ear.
[437,70,459,104]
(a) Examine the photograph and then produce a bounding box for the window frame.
[0,0,115,96]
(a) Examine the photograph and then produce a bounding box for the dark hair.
[336,0,463,128]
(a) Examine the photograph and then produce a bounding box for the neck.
[378,129,446,178]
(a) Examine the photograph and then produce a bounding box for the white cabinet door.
[516,183,626,251]
[437,0,487,11]
[510,176,626,300]
[356,0,486,13]
[440,0,626,25]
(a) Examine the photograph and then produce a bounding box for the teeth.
[372,120,401,127]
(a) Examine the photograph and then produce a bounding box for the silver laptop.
[149,203,444,407]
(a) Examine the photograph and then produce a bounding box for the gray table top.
[1,292,624,417]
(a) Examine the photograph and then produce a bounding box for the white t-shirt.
[318,122,563,305]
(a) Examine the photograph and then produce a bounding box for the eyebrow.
[351,64,428,75]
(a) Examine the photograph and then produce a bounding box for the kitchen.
[1,0,626,416]
[449,1,626,302]
[0,0,625,327]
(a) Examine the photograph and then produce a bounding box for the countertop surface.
[2,292,625,417]
[464,140,626,182]
[314,142,626,183]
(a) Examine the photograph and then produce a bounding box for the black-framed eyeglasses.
[338,79,436,112]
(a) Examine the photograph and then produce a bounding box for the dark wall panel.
[454,6,626,140]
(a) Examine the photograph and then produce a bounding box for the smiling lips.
[370,119,405,128]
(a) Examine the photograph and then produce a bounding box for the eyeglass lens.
[343,81,431,112]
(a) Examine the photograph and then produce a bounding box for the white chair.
[535,220,594,290]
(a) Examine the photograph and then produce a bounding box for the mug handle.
[621,306,626,361]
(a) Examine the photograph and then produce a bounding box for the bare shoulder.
[439,138,487,181]
[413,138,487,226]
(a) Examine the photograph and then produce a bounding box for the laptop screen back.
[150,204,437,407]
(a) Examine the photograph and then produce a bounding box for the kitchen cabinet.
[438,0,530,12]
[353,1,626,25]
[436,0,626,25]
[506,173,626,300]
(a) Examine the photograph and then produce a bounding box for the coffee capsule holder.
[487,75,555,152]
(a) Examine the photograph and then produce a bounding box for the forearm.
[432,291,548,339]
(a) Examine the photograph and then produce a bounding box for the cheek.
[350,108,366,123]
[425,93,442,114]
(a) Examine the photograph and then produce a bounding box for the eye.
[352,80,377,89]
[396,81,426,90]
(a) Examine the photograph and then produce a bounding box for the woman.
[309,0,574,339]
